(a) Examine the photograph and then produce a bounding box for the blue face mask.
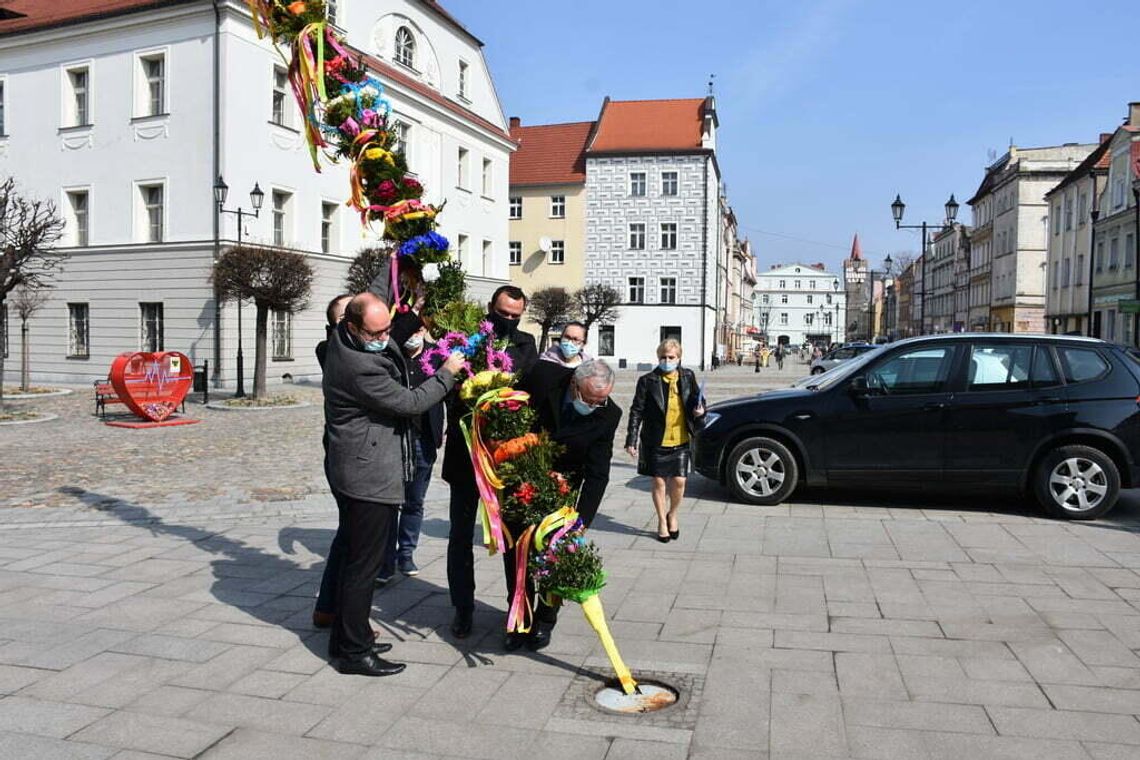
[571,397,596,415]
[659,361,678,373]
[363,339,388,353]
[560,340,581,358]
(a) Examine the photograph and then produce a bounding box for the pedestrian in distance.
[736,353,743,366]
[322,292,465,676]
[775,344,785,371]
[540,320,591,368]
[444,285,539,641]
[625,339,706,542]
[754,352,760,373]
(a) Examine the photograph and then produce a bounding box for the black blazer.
[404,341,446,450]
[441,326,539,486]
[625,366,704,451]
[516,361,621,527]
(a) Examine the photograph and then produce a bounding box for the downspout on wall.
[700,155,708,372]
[211,0,222,386]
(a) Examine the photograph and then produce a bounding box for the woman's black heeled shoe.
[669,529,680,540]
[655,534,671,543]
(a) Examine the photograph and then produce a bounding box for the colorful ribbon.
[581,595,638,695]
[460,388,531,555]
[506,525,535,634]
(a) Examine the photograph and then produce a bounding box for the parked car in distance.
[810,343,879,374]
[694,334,1140,519]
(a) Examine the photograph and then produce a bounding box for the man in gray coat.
[323,292,463,677]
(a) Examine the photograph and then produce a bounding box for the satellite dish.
[538,236,553,253]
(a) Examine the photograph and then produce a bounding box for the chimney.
[1129,102,1140,128]
[1101,132,1114,144]
[509,116,520,130]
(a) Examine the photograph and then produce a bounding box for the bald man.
[323,292,464,676]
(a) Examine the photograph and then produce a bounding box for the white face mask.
[404,335,424,351]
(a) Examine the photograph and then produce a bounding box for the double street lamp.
[214,176,265,398]
[1132,161,1140,346]
[867,255,893,341]
[890,193,960,335]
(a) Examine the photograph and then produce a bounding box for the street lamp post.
[890,194,959,336]
[832,278,841,343]
[1132,162,1140,346]
[214,176,264,399]
[866,255,893,341]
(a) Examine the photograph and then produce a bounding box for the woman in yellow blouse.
[625,340,706,542]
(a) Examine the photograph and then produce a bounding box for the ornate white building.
[0,0,514,386]
[754,263,846,347]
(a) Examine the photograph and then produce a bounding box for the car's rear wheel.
[810,367,825,375]
[1034,445,1120,520]
[726,436,799,505]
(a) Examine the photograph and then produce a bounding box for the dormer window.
[395,26,415,69]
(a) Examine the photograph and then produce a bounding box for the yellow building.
[507,118,591,342]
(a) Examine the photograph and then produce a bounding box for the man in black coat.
[502,358,622,650]
[323,292,464,676]
[444,285,538,639]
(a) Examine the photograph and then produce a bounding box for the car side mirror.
[849,376,869,396]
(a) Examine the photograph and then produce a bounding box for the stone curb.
[204,401,312,412]
[0,412,60,426]
[1,388,74,399]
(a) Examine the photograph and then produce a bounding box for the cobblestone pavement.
[0,365,1139,758]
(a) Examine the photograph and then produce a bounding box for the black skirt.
[639,444,692,478]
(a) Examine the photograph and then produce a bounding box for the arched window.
[395,26,415,68]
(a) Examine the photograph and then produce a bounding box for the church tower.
[843,234,869,341]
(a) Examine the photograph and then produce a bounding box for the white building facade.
[0,0,514,387]
[754,264,846,347]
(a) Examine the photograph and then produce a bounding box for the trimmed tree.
[212,245,314,400]
[574,283,622,335]
[528,287,576,351]
[11,285,51,391]
[0,177,66,405]
[344,245,393,294]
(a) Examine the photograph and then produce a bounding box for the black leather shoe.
[669,529,680,540]
[450,609,473,639]
[527,626,552,652]
[335,652,406,677]
[329,640,393,658]
[503,632,529,651]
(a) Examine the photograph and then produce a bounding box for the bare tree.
[11,286,51,391]
[0,178,66,404]
[344,245,393,294]
[528,287,576,350]
[574,283,622,334]
[212,245,314,399]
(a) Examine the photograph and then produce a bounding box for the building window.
[659,277,677,304]
[321,201,337,254]
[550,195,565,218]
[761,294,769,304]
[1062,258,1071,286]
[326,0,338,25]
[1128,234,1136,270]
[1052,204,1061,235]
[780,294,788,304]
[456,147,468,189]
[661,171,678,196]
[66,66,90,127]
[271,310,293,360]
[1109,238,1119,270]
[1051,261,1059,289]
[630,172,646,197]
[629,223,645,250]
[395,26,415,69]
[509,241,521,266]
[550,240,564,265]
[139,302,164,351]
[1112,178,1126,209]
[0,80,6,135]
[272,190,291,246]
[1096,241,1104,272]
[794,280,801,289]
[509,196,522,219]
[598,325,614,356]
[778,279,785,288]
[68,303,89,358]
[806,294,813,304]
[1063,198,1073,231]
[660,222,677,250]
[628,277,645,303]
[481,240,491,275]
[272,66,288,126]
[482,158,492,196]
[392,120,409,155]
[458,60,469,99]
[140,183,164,243]
[810,280,816,289]
[140,53,165,116]
[804,313,814,326]
[456,234,468,266]
[826,293,832,304]
[779,312,788,326]
[1078,193,1088,224]
[1075,254,1084,284]
[67,190,89,247]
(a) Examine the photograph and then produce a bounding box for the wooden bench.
[93,379,188,419]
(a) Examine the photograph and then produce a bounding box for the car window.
[832,348,854,360]
[867,347,954,395]
[1058,347,1109,383]
[1030,346,1061,387]
[967,344,1031,390]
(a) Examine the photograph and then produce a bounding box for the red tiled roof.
[0,0,192,36]
[509,121,592,186]
[588,98,709,154]
[1045,138,1112,198]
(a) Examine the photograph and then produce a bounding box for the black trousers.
[330,495,397,658]
[446,481,479,613]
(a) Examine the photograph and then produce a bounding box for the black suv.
[693,334,1140,519]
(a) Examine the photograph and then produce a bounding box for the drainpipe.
[700,156,708,371]
[211,0,222,386]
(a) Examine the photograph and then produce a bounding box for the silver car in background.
[809,343,878,374]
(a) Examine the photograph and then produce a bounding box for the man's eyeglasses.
[359,326,391,341]
[561,336,586,346]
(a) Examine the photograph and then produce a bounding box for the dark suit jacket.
[404,342,446,450]
[441,327,538,486]
[323,322,456,503]
[625,366,704,451]
[516,361,621,527]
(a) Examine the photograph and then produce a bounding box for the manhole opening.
[593,679,679,715]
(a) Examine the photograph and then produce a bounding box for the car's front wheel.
[726,436,799,505]
[1034,444,1120,520]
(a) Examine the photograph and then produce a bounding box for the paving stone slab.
[69,711,233,758]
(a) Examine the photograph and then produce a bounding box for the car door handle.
[922,402,947,411]
[792,412,814,421]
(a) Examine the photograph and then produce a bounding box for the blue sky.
[453,0,1137,274]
